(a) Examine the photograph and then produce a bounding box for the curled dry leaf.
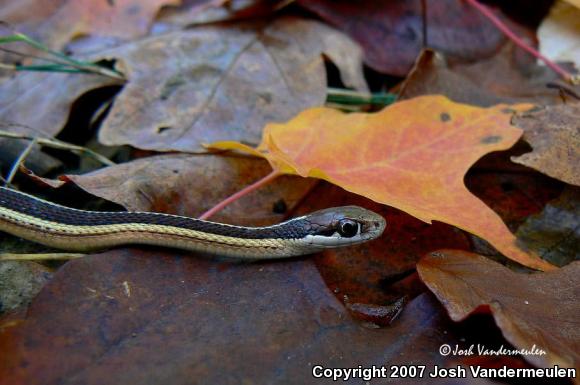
[297,0,504,76]
[417,250,579,371]
[0,0,180,52]
[97,17,367,151]
[511,103,580,186]
[210,95,555,271]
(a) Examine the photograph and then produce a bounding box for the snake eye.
[338,219,359,238]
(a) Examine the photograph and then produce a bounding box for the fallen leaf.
[210,95,555,271]
[1,17,366,153]
[0,0,181,51]
[511,103,580,186]
[538,1,580,71]
[417,250,580,371]
[0,71,118,133]
[0,249,495,385]
[64,154,316,226]
[96,17,367,151]
[516,187,580,267]
[0,73,121,174]
[297,0,506,76]
[399,45,567,106]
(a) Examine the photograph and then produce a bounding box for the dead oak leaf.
[417,250,579,372]
[511,103,580,186]
[98,17,367,152]
[210,95,555,271]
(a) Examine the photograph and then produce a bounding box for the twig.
[199,170,281,220]
[464,0,578,85]
[0,129,115,166]
[4,138,37,185]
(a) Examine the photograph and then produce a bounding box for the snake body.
[0,187,386,258]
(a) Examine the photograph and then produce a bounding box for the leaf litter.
[0,1,578,384]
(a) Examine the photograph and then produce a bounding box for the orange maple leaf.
[210,95,555,271]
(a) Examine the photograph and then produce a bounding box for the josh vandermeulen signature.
[439,344,546,357]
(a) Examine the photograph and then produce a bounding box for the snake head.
[302,206,386,248]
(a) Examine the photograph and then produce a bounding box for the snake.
[0,186,386,258]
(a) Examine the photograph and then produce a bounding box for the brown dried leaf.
[511,103,580,186]
[65,154,315,226]
[0,0,180,51]
[97,17,367,151]
[0,73,120,174]
[417,250,580,371]
[399,45,567,106]
[0,72,120,137]
[0,249,488,385]
[297,0,505,76]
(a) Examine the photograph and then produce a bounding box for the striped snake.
[0,186,386,258]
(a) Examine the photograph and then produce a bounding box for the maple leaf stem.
[465,0,577,85]
[198,170,281,220]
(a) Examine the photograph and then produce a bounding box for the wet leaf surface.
[417,250,580,370]
[211,95,555,270]
[0,249,487,385]
[511,103,580,186]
